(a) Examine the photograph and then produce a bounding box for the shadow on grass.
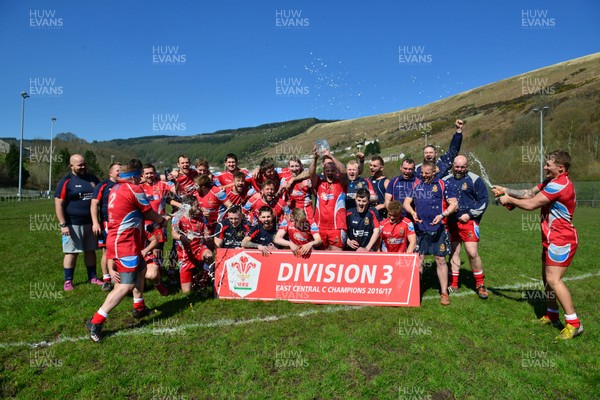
[95,288,215,340]
[420,263,483,301]
[487,286,549,317]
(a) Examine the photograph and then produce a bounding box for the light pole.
[533,106,549,182]
[48,117,57,195]
[18,92,30,201]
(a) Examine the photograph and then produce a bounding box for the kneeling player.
[241,206,278,256]
[379,201,416,253]
[345,189,380,252]
[214,206,251,249]
[274,208,322,256]
[172,196,214,293]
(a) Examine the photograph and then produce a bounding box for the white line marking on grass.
[1,271,598,349]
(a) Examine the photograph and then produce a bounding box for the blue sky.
[1,0,598,142]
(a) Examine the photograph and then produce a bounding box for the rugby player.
[91,162,121,291]
[172,195,214,293]
[243,179,290,224]
[404,161,458,306]
[55,154,102,291]
[140,164,181,265]
[496,150,582,339]
[214,206,251,249]
[309,145,348,251]
[345,188,380,252]
[142,225,169,296]
[368,155,390,220]
[212,153,250,188]
[193,174,232,237]
[85,159,169,342]
[415,119,464,179]
[385,159,418,218]
[172,154,198,196]
[279,156,313,221]
[443,155,489,299]
[345,160,377,211]
[274,208,322,256]
[242,206,278,256]
[224,171,256,206]
[379,200,416,253]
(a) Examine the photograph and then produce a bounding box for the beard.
[453,171,466,180]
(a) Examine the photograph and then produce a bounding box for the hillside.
[255,52,600,183]
[6,52,600,188]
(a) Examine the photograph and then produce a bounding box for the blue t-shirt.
[92,179,117,222]
[55,172,100,225]
[346,207,380,249]
[386,175,419,216]
[217,219,251,248]
[408,179,455,233]
[443,172,488,223]
[415,132,463,179]
[247,224,277,246]
[345,177,372,210]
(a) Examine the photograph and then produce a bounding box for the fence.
[1,181,599,207]
[0,188,51,203]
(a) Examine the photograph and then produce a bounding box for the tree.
[364,140,381,156]
[52,148,71,181]
[84,150,103,178]
[4,143,29,187]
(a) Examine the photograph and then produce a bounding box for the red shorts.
[144,251,159,266]
[178,260,198,284]
[320,229,346,249]
[542,242,577,267]
[449,220,480,243]
[114,255,145,273]
[178,245,210,283]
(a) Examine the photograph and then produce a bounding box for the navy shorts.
[416,228,451,257]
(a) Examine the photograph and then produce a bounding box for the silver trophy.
[316,139,330,156]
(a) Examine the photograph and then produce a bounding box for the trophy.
[316,139,330,156]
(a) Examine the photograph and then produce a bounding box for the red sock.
[91,310,108,325]
[564,313,580,328]
[133,298,145,310]
[546,308,559,322]
[451,272,459,287]
[473,270,485,286]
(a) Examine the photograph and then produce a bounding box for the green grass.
[1,200,598,399]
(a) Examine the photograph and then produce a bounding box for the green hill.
[6,52,600,188]
[255,52,600,183]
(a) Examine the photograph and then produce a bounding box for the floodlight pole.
[48,117,57,194]
[533,106,549,182]
[18,92,30,201]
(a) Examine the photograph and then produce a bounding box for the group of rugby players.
[55,118,581,341]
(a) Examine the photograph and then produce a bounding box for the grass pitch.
[0,200,598,399]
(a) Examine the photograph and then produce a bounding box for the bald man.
[55,154,102,291]
[442,154,489,299]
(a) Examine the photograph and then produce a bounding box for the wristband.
[59,223,67,228]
